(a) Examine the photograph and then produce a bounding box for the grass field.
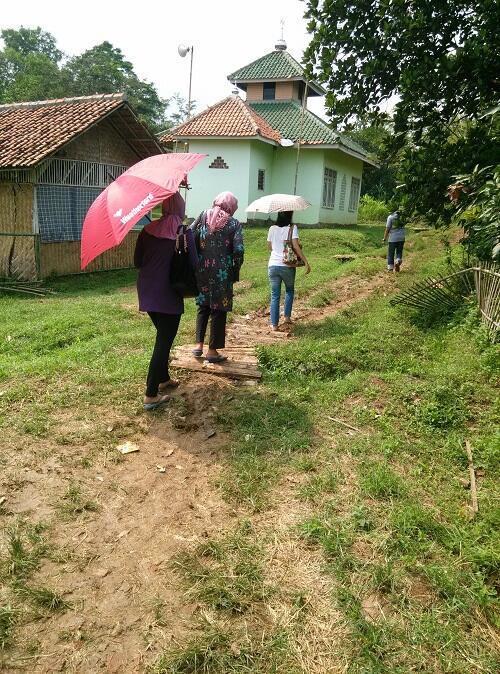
[0,225,498,673]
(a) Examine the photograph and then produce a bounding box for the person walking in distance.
[383,210,406,272]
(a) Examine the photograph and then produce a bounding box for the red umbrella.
[80,152,206,269]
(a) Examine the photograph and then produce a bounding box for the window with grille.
[37,185,150,242]
[339,174,347,211]
[348,177,361,212]
[37,185,101,242]
[263,82,276,100]
[322,168,337,208]
[257,169,265,190]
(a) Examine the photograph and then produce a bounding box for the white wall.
[248,140,276,222]
[270,147,323,225]
[183,140,364,226]
[184,140,251,221]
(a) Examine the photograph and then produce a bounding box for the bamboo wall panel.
[86,231,139,272]
[0,184,34,233]
[0,235,14,277]
[11,236,37,280]
[56,119,139,165]
[40,230,140,277]
[0,234,37,280]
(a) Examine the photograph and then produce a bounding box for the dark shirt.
[190,213,244,312]
[134,230,184,315]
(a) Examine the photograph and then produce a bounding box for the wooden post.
[465,440,478,515]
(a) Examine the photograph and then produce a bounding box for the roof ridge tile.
[0,92,125,111]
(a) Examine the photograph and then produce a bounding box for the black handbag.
[170,225,198,298]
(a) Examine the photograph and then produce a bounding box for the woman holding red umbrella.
[134,192,188,410]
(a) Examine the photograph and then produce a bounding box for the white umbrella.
[246,193,311,213]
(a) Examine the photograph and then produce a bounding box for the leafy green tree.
[346,118,397,201]
[0,27,66,102]
[62,42,168,130]
[1,26,62,62]
[166,93,197,127]
[304,1,499,128]
[450,109,500,259]
[304,0,500,226]
[0,30,170,131]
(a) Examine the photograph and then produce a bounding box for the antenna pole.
[294,80,308,195]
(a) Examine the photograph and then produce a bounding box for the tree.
[304,1,500,129]
[1,26,62,62]
[303,1,500,227]
[346,118,397,201]
[62,42,168,130]
[0,30,170,131]
[0,27,66,102]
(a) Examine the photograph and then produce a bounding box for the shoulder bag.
[170,225,199,298]
[282,224,305,267]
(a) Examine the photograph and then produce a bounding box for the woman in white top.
[267,211,310,331]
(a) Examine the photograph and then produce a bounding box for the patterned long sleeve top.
[190,212,244,312]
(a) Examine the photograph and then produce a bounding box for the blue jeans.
[387,241,405,269]
[269,266,296,326]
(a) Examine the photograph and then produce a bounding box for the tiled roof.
[228,50,305,81]
[0,93,163,168]
[227,50,325,95]
[158,96,281,144]
[249,101,370,159]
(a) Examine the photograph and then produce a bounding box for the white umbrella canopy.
[246,193,311,213]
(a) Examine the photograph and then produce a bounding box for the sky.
[1,0,328,120]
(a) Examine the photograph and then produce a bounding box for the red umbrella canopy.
[80,153,206,269]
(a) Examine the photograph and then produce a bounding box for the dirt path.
[227,267,397,347]
[3,261,400,673]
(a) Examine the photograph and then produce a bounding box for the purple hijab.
[144,192,185,239]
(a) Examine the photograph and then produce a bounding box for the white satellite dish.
[178,44,190,58]
[279,138,294,147]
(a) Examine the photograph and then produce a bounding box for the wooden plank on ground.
[174,345,259,365]
[171,347,261,379]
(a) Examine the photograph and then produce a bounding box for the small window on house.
[209,156,229,169]
[339,174,347,211]
[263,82,276,100]
[348,177,361,212]
[322,168,337,208]
[257,169,265,191]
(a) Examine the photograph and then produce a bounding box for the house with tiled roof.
[0,93,163,280]
[159,38,375,226]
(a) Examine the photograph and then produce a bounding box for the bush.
[358,195,390,223]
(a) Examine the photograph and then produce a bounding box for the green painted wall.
[184,140,251,221]
[320,150,363,225]
[181,140,364,226]
[248,141,275,222]
[270,148,323,225]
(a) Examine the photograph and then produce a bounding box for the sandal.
[143,394,170,411]
[205,355,228,364]
[159,379,180,392]
[192,348,203,358]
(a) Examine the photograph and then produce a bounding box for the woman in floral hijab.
[190,191,243,363]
